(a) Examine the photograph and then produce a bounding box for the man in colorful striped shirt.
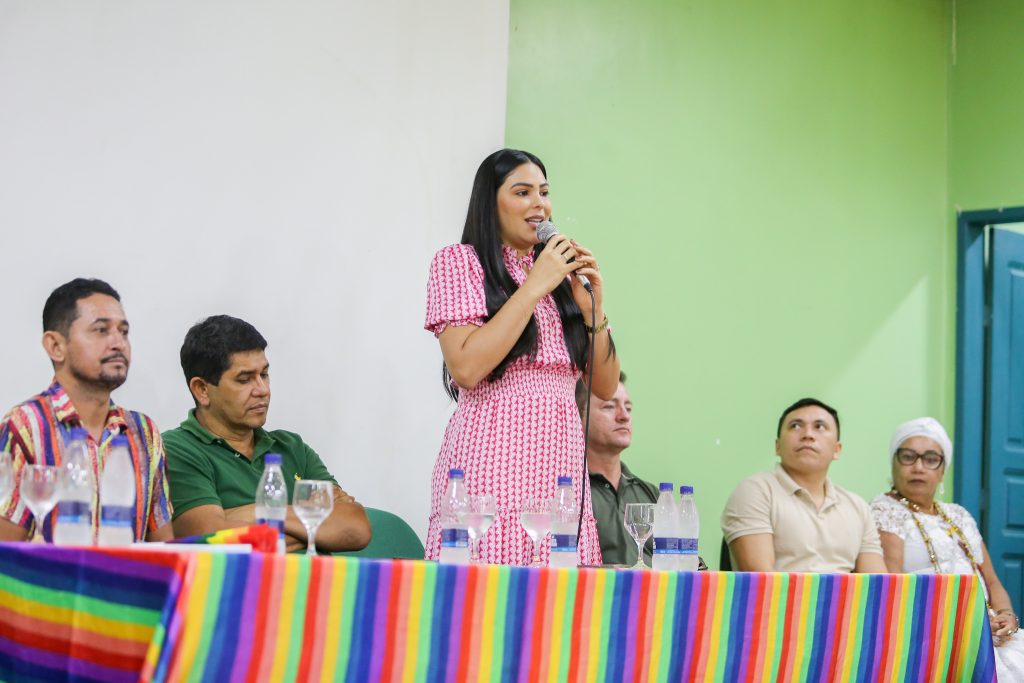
[0,278,173,543]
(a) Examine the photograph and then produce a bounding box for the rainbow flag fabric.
[0,546,998,682]
[168,523,278,552]
[0,543,187,683]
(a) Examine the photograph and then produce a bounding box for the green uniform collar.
[179,409,278,460]
[589,461,642,489]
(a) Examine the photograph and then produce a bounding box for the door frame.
[955,205,1024,519]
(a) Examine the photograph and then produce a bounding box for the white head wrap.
[889,417,952,470]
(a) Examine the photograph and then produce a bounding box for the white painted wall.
[0,1,511,541]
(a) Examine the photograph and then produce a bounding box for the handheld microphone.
[536,220,592,292]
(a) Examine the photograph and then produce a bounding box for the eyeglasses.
[894,448,945,470]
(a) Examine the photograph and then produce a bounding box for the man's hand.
[284,532,306,553]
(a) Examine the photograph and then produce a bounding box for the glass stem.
[470,537,480,564]
[305,523,318,556]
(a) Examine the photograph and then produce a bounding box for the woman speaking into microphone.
[423,148,619,565]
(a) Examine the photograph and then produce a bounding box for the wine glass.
[0,452,13,507]
[623,503,655,570]
[293,480,334,556]
[460,494,497,564]
[519,498,553,567]
[21,465,63,542]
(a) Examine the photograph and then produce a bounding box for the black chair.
[719,537,732,571]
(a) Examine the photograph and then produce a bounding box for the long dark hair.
[443,149,589,399]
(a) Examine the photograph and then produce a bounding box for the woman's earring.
[939,481,945,496]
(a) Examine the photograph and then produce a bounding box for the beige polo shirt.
[720,466,882,572]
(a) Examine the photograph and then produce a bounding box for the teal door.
[985,226,1024,610]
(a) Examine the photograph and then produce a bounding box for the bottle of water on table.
[98,435,135,546]
[549,476,579,568]
[678,485,700,571]
[55,428,95,546]
[652,482,680,571]
[438,468,470,565]
[255,453,288,554]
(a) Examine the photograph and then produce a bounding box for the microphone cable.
[576,287,597,547]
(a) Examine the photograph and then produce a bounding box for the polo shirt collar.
[773,465,838,507]
[44,379,127,433]
[180,409,278,458]
[589,460,640,489]
[619,462,641,483]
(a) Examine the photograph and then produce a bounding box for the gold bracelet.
[583,315,609,334]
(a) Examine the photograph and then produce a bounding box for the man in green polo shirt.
[163,315,370,553]
[576,372,659,566]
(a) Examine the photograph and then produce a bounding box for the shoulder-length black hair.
[443,148,589,399]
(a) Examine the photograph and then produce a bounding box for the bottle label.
[654,537,682,554]
[551,533,578,552]
[101,505,134,528]
[680,537,698,554]
[440,527,469,548]
[57,501,92,524]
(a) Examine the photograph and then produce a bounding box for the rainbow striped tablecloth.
[0,547,997,682]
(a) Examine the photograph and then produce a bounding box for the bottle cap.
[660,482,674,491]
[110,435,129,448]
[680,485,694,495]
[67,427,89,442]
[449,468,465,479]
[557,476,572,486]
[265,453,282,466]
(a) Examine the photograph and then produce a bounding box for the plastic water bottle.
[438,468,470,564]
[678,485,700,571]
[652,482,680,571]
[255,453,288,554]
[55,428,95,546]
[549,476,579,568]
[98,435,136,546]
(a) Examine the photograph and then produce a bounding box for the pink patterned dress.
[423,243,602,565]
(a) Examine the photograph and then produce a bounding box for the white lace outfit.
[871,494,1024,680]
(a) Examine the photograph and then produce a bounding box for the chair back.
[719,537,732,571]
[334,507,424,560]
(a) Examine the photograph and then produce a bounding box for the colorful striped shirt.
[0,380,172,542]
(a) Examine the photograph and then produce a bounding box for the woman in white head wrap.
[870,417,1024,679]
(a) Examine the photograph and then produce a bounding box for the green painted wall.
[506,0,953,567]
[950,0,1024,211]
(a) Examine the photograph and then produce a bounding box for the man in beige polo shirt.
[720,398,886,573]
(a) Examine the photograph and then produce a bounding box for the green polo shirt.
[163,410,338,518]
[589,461,660,566]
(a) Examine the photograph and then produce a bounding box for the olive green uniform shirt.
[163,410,338,517]
[589,461,659,566]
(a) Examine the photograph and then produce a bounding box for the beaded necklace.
[893,492,990,606]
